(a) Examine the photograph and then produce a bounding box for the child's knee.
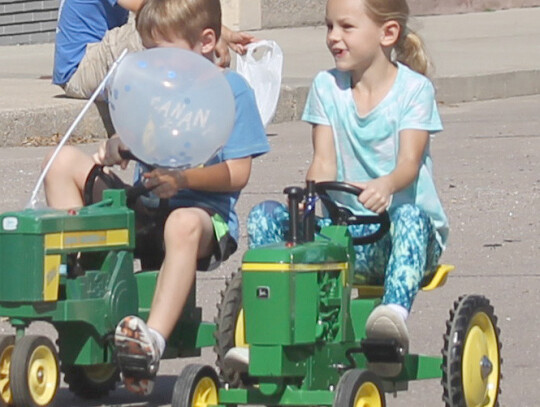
[164,209,206,242]
[42,146,82,174]
[391,204,431,231]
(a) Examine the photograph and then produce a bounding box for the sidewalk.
[1,7,539,147]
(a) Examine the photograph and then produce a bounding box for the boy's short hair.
[136,0,222,47]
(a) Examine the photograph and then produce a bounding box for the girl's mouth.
[332,48,346,58]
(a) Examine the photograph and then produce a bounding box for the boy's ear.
[199,28,217,54]
[380,20,400,47]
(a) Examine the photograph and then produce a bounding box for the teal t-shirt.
[302,63,448,247]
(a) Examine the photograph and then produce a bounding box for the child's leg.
[382,204,442,311]
[64,19,143,99]
[115,207,216,396]
[364,204,442,377]
[147,207,215,339]
[43,146,95,208]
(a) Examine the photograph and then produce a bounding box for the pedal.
[361,338,405,363]
[116,353,158,378]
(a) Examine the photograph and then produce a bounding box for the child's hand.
[143,168,187,199]
[354,177,393,214]
[216,26,257,67]
[93,135,130,169]
[224,30,256,55]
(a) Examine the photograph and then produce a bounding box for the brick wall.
[0,0,59,45]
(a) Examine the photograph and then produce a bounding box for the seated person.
[53,0,256,99]
[43,0,270,395]
[246,0,448,378]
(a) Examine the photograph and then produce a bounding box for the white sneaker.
[223,347,250,372]
[365,305,409,377]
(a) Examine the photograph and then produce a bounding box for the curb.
[1,71,540,147]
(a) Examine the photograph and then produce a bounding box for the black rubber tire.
[0,335,15,407]
[62,363,119,399]
[334,369,386,407]
[214,271,247,387]
[442,295,502,407]
[171,364,219,407]
[10,335,59,407]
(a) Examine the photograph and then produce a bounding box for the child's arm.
[356,129,429,213]
[142,157,252,199]
[117,0,145,12]
[306,124,337,182]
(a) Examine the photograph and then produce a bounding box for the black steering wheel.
[315,181,390,245]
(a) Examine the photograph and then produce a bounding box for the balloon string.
[26,48,129,209]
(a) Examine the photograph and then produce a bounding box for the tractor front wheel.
[0,335,15,406]
[10,335,59,407]
[442,295,501,407]
[334,369,386,407]
[171,364,219,407]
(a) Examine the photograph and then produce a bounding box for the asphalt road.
[1,94,539,406]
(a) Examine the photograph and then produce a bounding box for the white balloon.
[108,48,235,168]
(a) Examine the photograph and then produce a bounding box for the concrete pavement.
[0,7,540,146]
[1,94,539,406]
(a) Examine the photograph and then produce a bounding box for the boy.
[44,0,270,395]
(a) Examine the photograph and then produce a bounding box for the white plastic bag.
[236,40,283,127]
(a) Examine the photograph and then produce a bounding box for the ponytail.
[363,0,432,76]
[395,29,430,76]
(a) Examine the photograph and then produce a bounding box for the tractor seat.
[354,264,455,299]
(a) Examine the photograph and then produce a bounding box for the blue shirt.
[302,63,448,247]
[137,70,270,242]
[53,0,129,85]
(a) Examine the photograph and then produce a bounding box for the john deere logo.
[256,286,270,299]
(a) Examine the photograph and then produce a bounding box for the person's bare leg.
[43,146,95,209]
[147,207,215,339]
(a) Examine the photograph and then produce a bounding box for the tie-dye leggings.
[247,201,442,311]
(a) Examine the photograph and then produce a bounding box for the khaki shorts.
[64,17,143,99]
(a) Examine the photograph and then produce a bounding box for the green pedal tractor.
[205,181,502,407]
[0,189,215,407]
[0,182,501,407]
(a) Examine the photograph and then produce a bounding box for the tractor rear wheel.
[214,271,250,387]
[442,295,501,407]
[62,363,119,399]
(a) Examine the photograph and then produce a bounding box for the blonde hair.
[363,0,430,75]
[136,0,221,48]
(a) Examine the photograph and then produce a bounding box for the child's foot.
[224,347,250,372]
[114,315,160,396]
[365,304,409,377]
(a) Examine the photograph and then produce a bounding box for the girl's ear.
[380,20,400,47]
[199,28,217,55]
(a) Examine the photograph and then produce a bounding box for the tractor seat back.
[354,264,455,299]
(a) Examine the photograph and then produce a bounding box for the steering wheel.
[314,181,390,245]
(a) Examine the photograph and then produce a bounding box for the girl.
[248,0,448,377]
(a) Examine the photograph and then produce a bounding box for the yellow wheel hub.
[27,344,58,405]
[192,377,218,407]
[0,343,14,405]
[462,312,500,407]
[353,381,382,407]
[235,308,248,348]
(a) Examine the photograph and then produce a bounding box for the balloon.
[107,48,235,168]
